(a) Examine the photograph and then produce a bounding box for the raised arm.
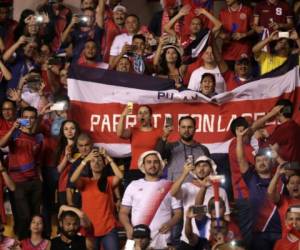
[163,5,191,36]
[116,105,132,139]
[252,31,278,57]
[236,128,250,174]
[3,36,27,62]
[251,105,284,132]
[211,33,227,74]
[170,162,194,198]
[70,149,96,186]
[267,163,284,204]
[95,0,105,28]
[61,15,79,44]
[0,121,19,147]
[195,8,222,34]
[101,148,124,187]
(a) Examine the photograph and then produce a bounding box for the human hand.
[159,222,171,234]
[7,88,21,102]
[178,4,191,17]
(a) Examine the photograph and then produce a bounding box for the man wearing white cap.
[170,155,230,247]
[274,205,300,249]
[119,150,182,249]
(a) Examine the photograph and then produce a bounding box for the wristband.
[81,160,87,165]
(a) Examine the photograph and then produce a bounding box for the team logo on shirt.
[138,188,143,192]
[240,13,247,20]
[158,188,165,193]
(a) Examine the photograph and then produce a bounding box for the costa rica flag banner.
[68,64,300,157]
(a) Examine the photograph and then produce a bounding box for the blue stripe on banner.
[68,64,175,91]
[9,162,35,173]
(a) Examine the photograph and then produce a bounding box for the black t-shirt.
[50,235,87,250]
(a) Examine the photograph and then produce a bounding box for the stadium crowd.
[0,0,299,249]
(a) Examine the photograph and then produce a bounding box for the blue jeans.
[94,228,119,250]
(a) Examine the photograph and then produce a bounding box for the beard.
[61,228,77,240]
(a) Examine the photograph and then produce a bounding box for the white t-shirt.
[180,182,230,242]
[122,179,182,249]
[110,33,133,56]
[188,66,225,94]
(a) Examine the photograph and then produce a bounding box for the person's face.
[27,23,39,36]
[200,76,215,96]
[116,57,131,72]
[83,9,95,27]
[60,69,68,87]
[63,122,76,140]
[22,110,37,129]
[24,42,38,58]
[90,155,105,173]
[60,216,80,238]
[190,18,202,34]
[125,16,139,34]
[255,155,271,174]
[30,216,43,234]
[132,38,145,55]
[287,176,300,199]
[83,41,97,60]
[235,62,250,77]
[143,154,161,177]
[201,46,214,64]
[165,48,178,63]
[286,212,300,231]
[81,0,95,10]
[0,7,9,22]
[179,119,195,142]
[77,138,92,157]
[210,203,226,219]
[275,38,290,54]
[113,10,126,26]
[137,106,151,126]
[2,101,16,121]
[194,161,212,179]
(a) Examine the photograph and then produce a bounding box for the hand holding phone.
[127,102,133,115]
[18,119,30,127]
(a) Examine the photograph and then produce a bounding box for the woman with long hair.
[153,36,186,89]
[70,147,123,250]
[55,120,81,206]
[20,215,50,250]
[117,105,162,182]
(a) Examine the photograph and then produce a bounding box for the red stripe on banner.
[70,88,300,146]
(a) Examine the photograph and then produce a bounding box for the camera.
[74,14,90,26]
[19,119,30,127]
[35,15,44,23]
[191,205,207,215]
[48,52,66,65]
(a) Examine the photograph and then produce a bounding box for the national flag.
[68,64,300,157]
